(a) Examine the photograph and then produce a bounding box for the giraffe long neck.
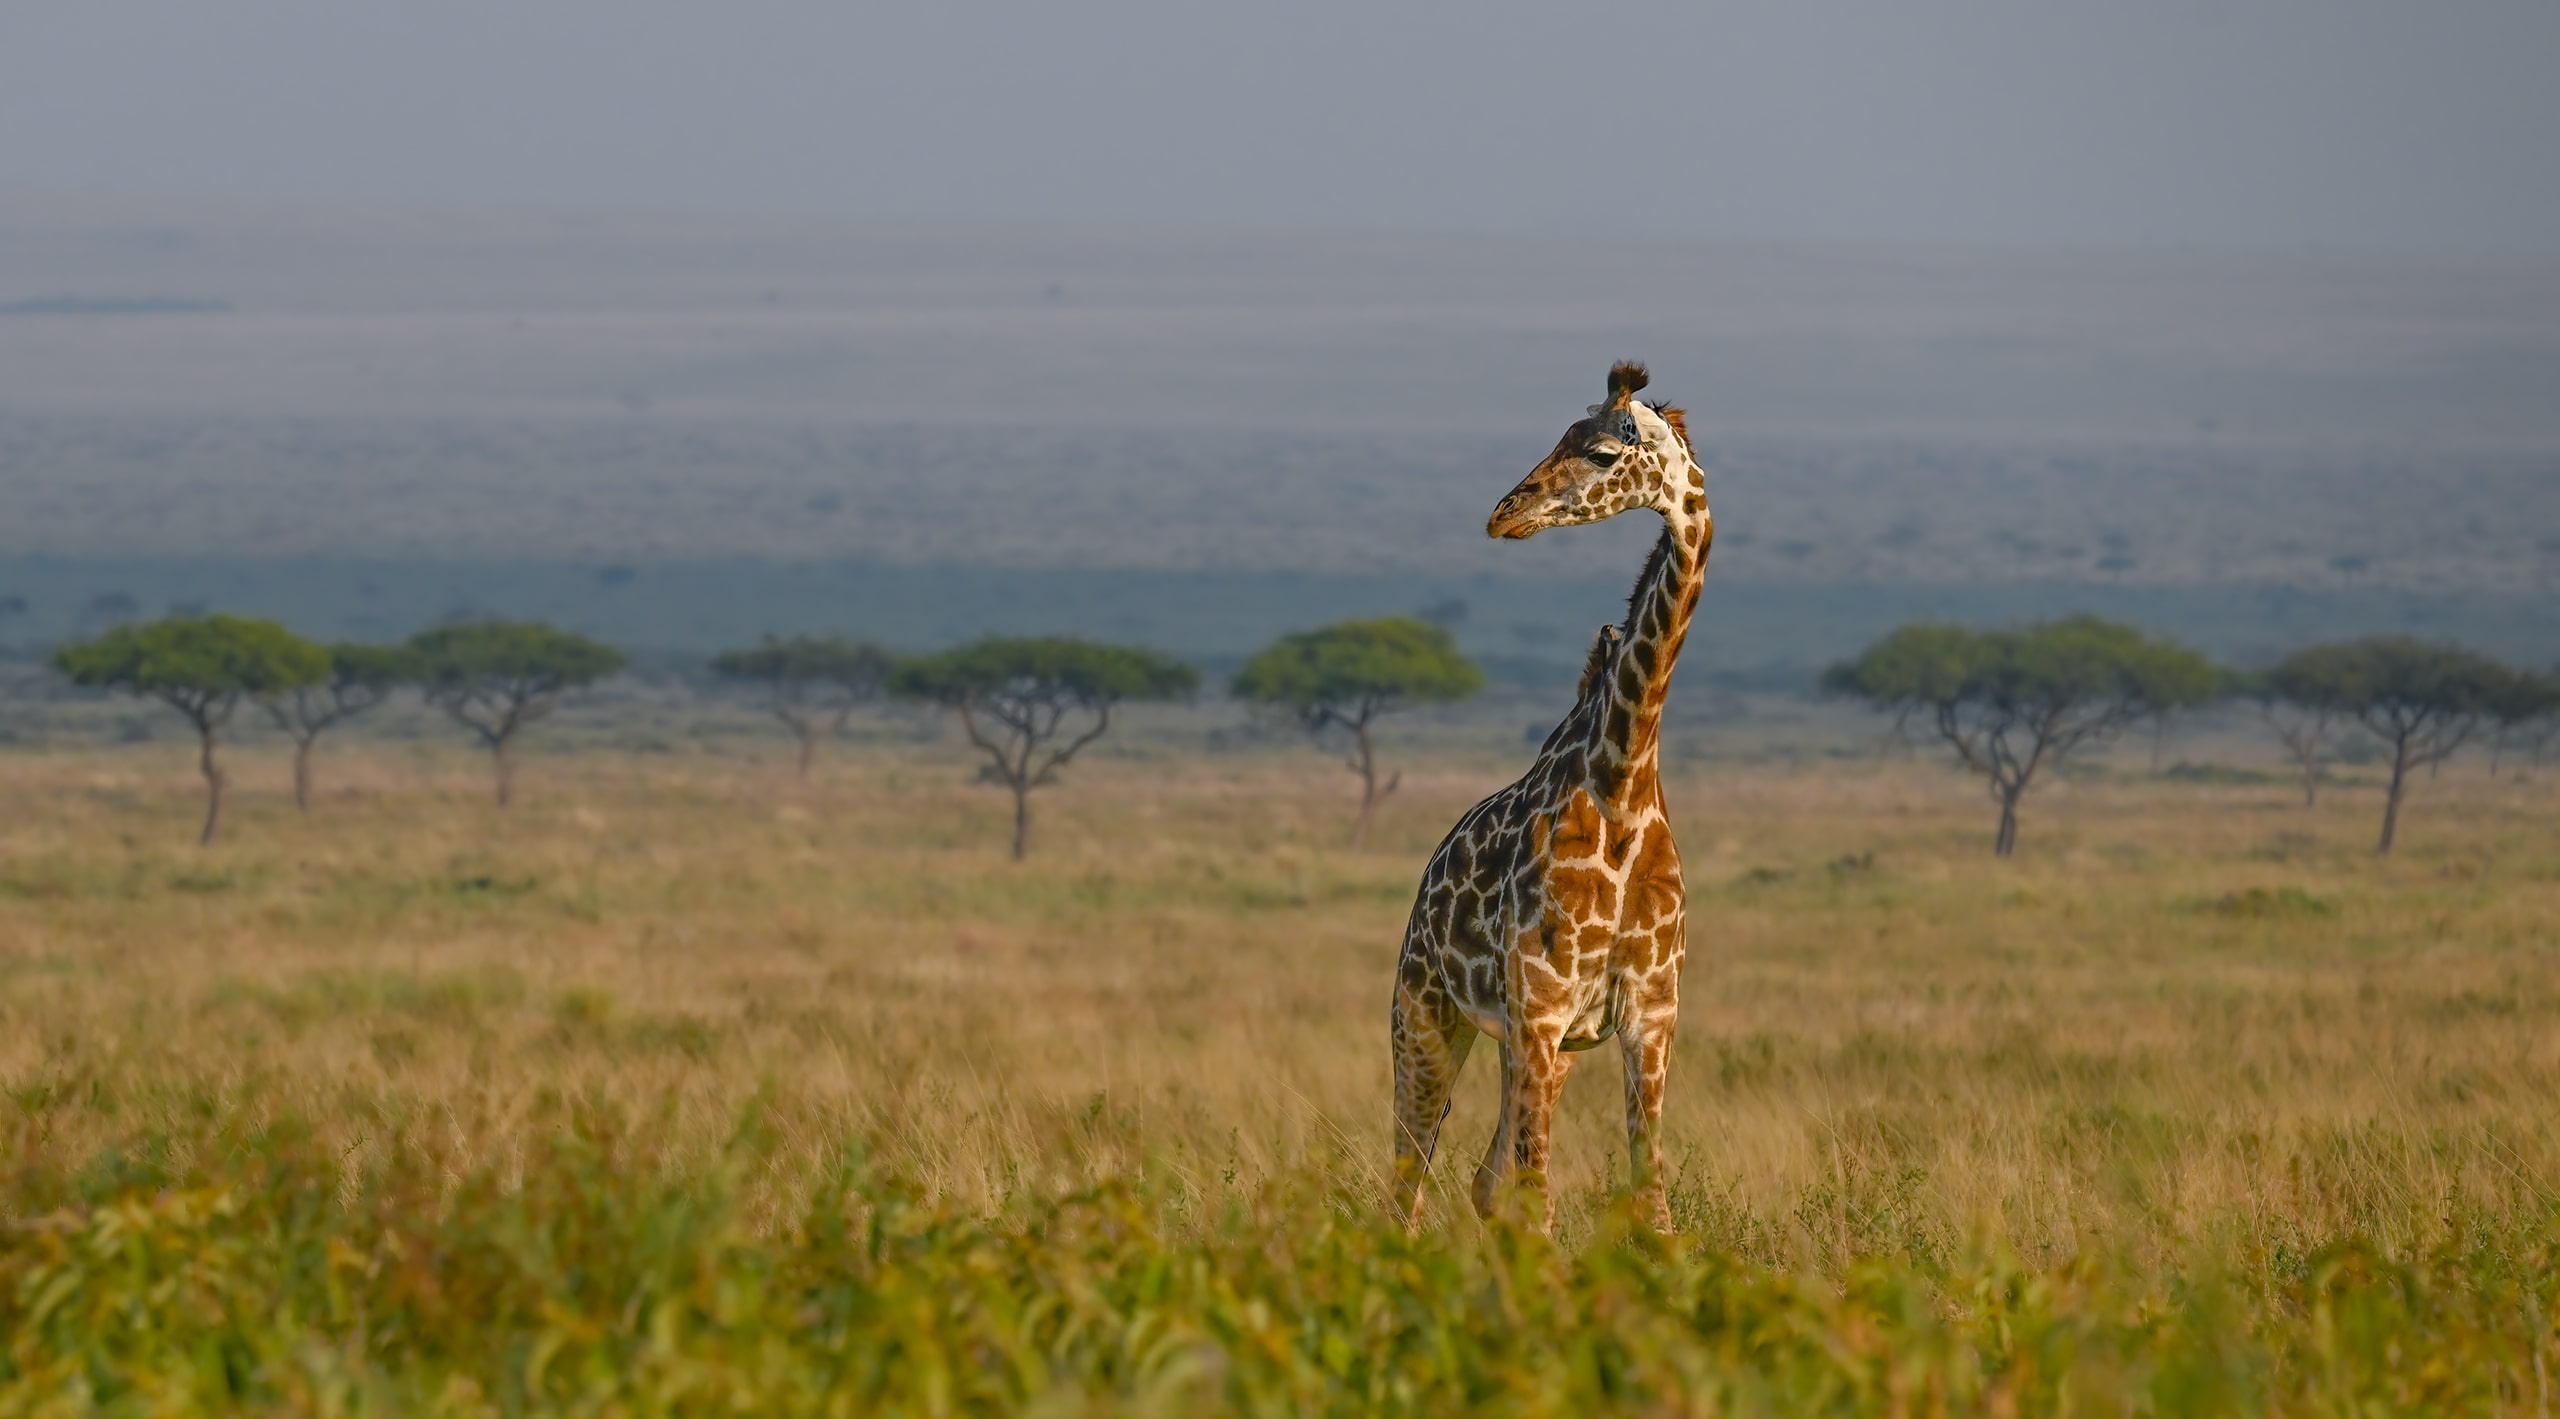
[1586,471,1710,805]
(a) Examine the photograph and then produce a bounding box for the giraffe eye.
[1588,449,1621,468]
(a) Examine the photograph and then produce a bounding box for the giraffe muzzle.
[1487,495,1544,540]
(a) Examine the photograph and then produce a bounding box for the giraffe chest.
[1430,791,1682,1036]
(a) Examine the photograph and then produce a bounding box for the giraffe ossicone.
[1393,361,1711,1234]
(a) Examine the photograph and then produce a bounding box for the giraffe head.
[1487,362,1694,540]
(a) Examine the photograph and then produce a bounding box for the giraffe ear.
[1604,361,1650,412]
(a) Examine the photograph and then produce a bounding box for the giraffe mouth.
[1486,500,1545,539]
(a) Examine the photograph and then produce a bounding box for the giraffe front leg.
[1502,1023,1571,1234]
[1392,976,1474,1229]
[1619,984,1680,1233]
[1617,922,1679,1229]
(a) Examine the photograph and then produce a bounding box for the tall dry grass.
[6,731,2555,1277]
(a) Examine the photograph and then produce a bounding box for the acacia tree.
[1232,616,1482,846]
[892,636,1196,860]
[709,634,897,782]
[2271,636,2515,853]
[52,614,329,844]
[2240,657,2343,808]
[2144,649,2223,773]
[1825,615,2216,857]
[1818,622,1975,757]
[263,642,413,812]
[407,621,624,806]
[2485,665,2560,777]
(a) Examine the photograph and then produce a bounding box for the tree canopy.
[2486,664,2560,772]
[53,614,331,843]
[1824,615,2216,856]
[1232,617,1482,721]
[1232,617,1482,845]
[711,634,900,781]
[264,641,418,812]
[710,635,896,693]
[893,637,1197,859]
[2260,636,2516,852]
[894,637,1198,708]
[407,621,625,805]
[54,614,331,710]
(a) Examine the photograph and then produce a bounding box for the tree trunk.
[1349,722,1379,849]
[2301,757,2319,808]
[1993,789,2020,858]
[2378,741,2410,855]
[2150,715,2169,774]
[795,727,817,783]
[493,735,515,808]
[1010,784,1031,862]
[197,725,225,846]
[292,736,315,814]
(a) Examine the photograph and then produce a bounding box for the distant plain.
[2,190,2554,675]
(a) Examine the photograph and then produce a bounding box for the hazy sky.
[5,1,2556,250]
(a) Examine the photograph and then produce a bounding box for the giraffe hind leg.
[1471,1039,1515,1220]
[1392,977,1473,1229]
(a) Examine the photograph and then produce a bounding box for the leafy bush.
[3,1108,2555,1415]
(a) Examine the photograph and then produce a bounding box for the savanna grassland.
[5,721,2560,1414]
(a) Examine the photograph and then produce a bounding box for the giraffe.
[1391,361,1712,1234]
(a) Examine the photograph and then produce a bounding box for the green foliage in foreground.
[5,1111,2558,1416]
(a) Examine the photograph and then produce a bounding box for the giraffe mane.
[1645,401,1691,454]
[1625,529,1677,625]
[1574,625,1621,700]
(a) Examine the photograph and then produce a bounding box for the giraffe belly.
[1559,987,1618,1050]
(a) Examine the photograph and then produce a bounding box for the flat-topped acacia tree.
[2266,636,2515,853]
[709,634,897,782]
[407,621,624,806]
[893,636,1197,860]
[2485,664,2560,776]
[2238,661,2340,808]
[53,614,330,844]
[1825,615,2215,857]
[1232,616,1483,846]
[263,642,414,812]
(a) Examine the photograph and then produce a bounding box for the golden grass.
[5,732,2557,1280]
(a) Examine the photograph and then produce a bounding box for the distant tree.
[1817,621,1974,757]
[262,642,413,813]
[2142,647,2224,772]
[1825,615,2216,857]
[1232,617,1483,846]
[709,634,897,782]
[52,614,329,844]
[892,636,1197,860]
[407,621,624,806]
[2264,636,2513,853]
[2237,660,2337,808]
[1414,598,1469,632]
[2483,663,2560,778]
[82,590,140,629]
